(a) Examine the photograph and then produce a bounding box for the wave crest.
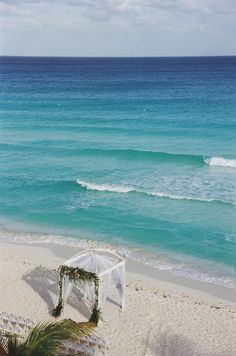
[204,157,236,169]
[76,179,229,205]
[76,179,135,193]
[80,149,205,166]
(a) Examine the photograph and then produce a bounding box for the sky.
[0,0,235,57]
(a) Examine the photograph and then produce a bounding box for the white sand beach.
[0,241,235,356]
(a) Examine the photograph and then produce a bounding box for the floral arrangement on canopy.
[52,249,126,325]
[52,265,101,324]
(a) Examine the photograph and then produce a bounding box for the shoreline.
[39,241,236,305]
[1,239,235,305]
[0,228,234,300]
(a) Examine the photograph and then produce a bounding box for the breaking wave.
[79,148,236,170]
[79,149,205,166]
[76,179,230,205]
[76,179,135,193]
[3,143,235,169]
[76,149,236,169]
[204,156,236,169]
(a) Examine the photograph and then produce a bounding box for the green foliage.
[52,265,101,323]
[0,319,94,356]
[52,300,63,318]
[59,266,99,285]
[89,305,101,326]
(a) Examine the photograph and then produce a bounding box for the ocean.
[0,56,235,288]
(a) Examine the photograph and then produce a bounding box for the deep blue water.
[0,56,235,287]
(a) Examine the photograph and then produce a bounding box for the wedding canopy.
[52,248,126,322]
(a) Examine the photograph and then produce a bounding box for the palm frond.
[3,320,95,356]
[7,337,19,356]
[18,319,94,356]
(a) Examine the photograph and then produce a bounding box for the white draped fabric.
[61,249,125,311]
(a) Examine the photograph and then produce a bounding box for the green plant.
[89,304,101,325]
[52,265,101,323]
[0,319,94,356]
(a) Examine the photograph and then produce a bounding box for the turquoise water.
[0,57,235,287]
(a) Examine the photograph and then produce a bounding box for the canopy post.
[52,269,65,317]
[97,277,102,310]
[121,263,125,309]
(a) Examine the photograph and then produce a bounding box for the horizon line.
[0,54,235,59]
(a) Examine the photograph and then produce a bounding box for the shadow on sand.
[22,266,91,320]
[144,330,224,356]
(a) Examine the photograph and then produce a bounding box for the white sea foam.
[76,179,135,193]
[224,234,233,242]
[205,156,236,169]
[146,191,217,203]
[77,179,226,204]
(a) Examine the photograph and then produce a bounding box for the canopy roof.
[64,248,125,277]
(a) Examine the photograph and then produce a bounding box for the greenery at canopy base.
[51,300,63,318]
[52,265,101,325]
[89,305,101,325]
